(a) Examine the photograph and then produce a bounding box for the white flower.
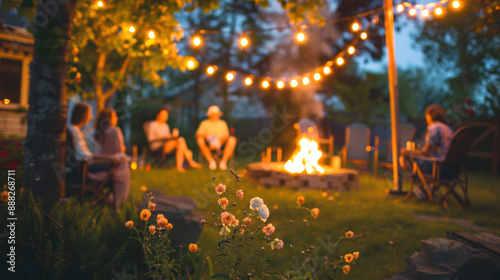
[249,197,264,210]
[258,204,270,222]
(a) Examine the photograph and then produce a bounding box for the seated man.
[399,104,453,174]
[196,105,236,170]
[147,108,201,172]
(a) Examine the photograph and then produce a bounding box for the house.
[0,10,33,137]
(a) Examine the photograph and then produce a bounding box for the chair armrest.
[411,154,444,162]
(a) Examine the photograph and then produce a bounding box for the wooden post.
[384,0,404,192]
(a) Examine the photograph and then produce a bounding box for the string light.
[336,57,344,65]
[409,8,417,16]
[290,79,298,87]
[245,77,252,85]
[397,4,404,13]
[206,66,216,75]
[323,66,331,75]
[421,9,429,17]
[277,81,285,89]
[348,46,355,54]
[226,72,234,81]
[129,26,135,33]
[97,1,104,7]
[313,73,321,81]
[296,32,305,42]
[262,80,270,88]
[240,36,249,47]
[148,31,155,39]
[360,32,367,40]
[351,22,360,31]
[452,0,460,8]
[186,59,196,70]
[302,77,310,85]
[3,99,10,105]
[435,7,443,15]
[192,35,202,47]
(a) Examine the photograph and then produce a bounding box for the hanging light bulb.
[348,46,355,54]
[206,66,216,75]
[192,35,202,47]
[129,26,135,33]
[245,77,252,86]
[336,57,344,65]
[290,79,298,87]
[313,73,321,81]
[396,4,404,13]
[452,1,460,8]
[351,22,360,31]
[296,32,305,42]
[262,80,270,88]
[148,30,155,39]
[240,36,249,47]
[277,81,285,89]
[97,1,104,7]
[323,66,331,75]
[3,99,11,105]
[186,59,196,70]
[421,9,429,17]
[226,72,234,81]
[409,8,417,16]
[302,77,310,85]
[360,32,367,40]
[434,7,443,15]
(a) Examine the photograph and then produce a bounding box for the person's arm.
[195,121,207,139]
[116,127,126,153]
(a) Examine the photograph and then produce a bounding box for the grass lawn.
[130,163,500,279]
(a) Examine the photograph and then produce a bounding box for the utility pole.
[384,0,405,193]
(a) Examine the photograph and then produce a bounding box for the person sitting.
[86,108,130,207]
[147,108,201,172]
[399,104,454,174]
[67,102,128,207]
[196,105,236,170]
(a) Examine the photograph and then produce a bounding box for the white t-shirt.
[68,124,93,161]
[148,121,171,151]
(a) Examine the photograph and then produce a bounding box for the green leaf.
[210,274,231,279]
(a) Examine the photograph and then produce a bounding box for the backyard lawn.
[130,164,500,279]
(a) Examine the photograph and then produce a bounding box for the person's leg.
[220,136,236,170]
[163,140,185,171]
[197,136,216,169]
[177,137,201,168]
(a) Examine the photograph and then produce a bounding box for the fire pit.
[246,137,359,191]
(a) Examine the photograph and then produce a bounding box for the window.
[0,57,22,104]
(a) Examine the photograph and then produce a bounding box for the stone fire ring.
[246,162,359,191]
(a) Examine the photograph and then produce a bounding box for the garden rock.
[389,231,500,280]
[138,190,203,248]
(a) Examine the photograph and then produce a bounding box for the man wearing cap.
[196,105,236,170]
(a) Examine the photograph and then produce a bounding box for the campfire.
[284,137,325,174]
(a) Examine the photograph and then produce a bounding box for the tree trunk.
[25,0,78,210]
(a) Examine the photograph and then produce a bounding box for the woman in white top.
[147,108,201,172]
[68,102,128,207]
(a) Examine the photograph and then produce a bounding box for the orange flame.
[284,137,325,174]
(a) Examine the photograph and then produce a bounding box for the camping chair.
[406,126,479,208]
[142,120,176,167]
[342,123,370,170]
[65,131,117,208]
[373,124,416,176]
[294,119,334,161]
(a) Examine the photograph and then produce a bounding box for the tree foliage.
[413,0,500,107]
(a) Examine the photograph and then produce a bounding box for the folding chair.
[342,123,370,170]
[65,132,117,208]
[406,126,479,208]
[373,124,416,176]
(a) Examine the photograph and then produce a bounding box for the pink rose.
[262,223,275,236]
[236,190,244,200]
[215,183,226,195]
